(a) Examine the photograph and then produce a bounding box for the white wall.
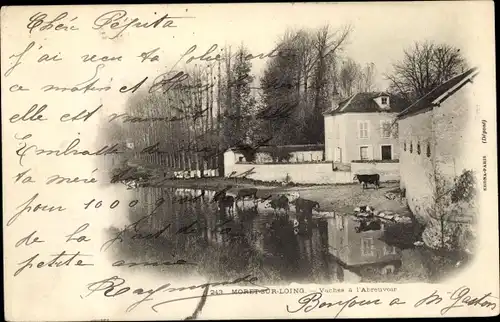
[324,114,347,162]
[224,162,354,184]
[398,80,478,225]
[399,111,434,223]
[224,150,237,171]
[224,160,398,184]
[345,112,400,162]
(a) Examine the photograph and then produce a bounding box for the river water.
[104,186,465,285]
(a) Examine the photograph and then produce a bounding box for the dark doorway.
[381,145,392,160]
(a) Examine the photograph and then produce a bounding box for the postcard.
[2,2,498,320]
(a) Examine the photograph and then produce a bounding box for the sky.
[167,1,489,90]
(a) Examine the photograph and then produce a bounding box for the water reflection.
[326,215,402,281]
[111,187,407,284]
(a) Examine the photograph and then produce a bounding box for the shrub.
[351,159,399,163]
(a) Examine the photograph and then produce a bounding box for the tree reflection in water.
[108,187,424,284]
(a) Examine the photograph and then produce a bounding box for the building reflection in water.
[118,187,402,284]
[325,214,403,281]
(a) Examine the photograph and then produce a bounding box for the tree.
[422,167,477,251]
[259,24,351,145]
[221,45,257,148]
[339,58,361,97]
[307,25,350,144]
[386,41,467,102]
[357,62,377,92]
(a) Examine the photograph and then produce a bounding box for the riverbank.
[144,176,409,215]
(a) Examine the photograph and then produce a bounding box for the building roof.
[230,144,324,153]
[323,92,408,115]
[397,67,479,120]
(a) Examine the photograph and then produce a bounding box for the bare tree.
[357,62,377,92]
[339,58,361,97]
[385,41,467,102]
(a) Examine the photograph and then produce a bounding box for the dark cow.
[292,198,320,226]
[212,186,233,203]
[354,174,380,189]
[269,195,290,214]
[235,188,258,202]
[355,219,382,233]
[218,195,235,214]
[292,198,320,213]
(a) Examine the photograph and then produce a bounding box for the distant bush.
[351,159,400,163]
[270,147,292,163]
[236,160,328,165]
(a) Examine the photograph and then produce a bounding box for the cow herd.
[212,188,321,226]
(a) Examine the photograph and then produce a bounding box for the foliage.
[386,41,468,102]
[237,146,258,163]
[270,147,293,162]
[423,167,477,251]
[351,159,399,163]
[259,25,352,145]
[451,169,476,203]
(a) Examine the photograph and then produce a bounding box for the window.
[358,121,369,139]
[381,265,396,275]
[380,121,392,138]
[381,145,392,160]
[360,146,369,160]
[417,141,421,155]
[404,141,407,151]
[361,237,375,256]
[426,142,431,157]
[392,122,399,138]
[384,245,397,255]
[381,97,388,105]
[410,141,413,153]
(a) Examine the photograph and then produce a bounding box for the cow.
[235,188,259,203]
[212,185,233,203]
[292,198,320,213]
[284,191,300,202]
[218,195,235,215]
[353,174,380,189]
[291,198,320,226]
[355,219,382,233]
[268,195,290,214]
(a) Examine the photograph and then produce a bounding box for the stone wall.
[398,78,478,251]
[399,110,435,224]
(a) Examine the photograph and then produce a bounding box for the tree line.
[104,24,468,175]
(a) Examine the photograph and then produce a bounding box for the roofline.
[339,93,357,112]
[323,92,403,116]
[397,67,479,120]
[323,110,401,116]
[228,144,325,151]
[372,91,390,98]
[432,69,479,105]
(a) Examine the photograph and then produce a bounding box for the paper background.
[2,2,498,320]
